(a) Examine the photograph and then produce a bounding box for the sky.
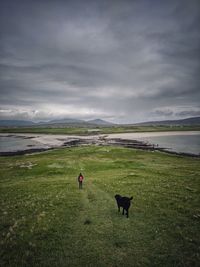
[0,0,200,123]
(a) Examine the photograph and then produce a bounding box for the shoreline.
[0,133,200,158]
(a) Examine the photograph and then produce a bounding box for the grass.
[0,125,200,135]
[0,146,200,266]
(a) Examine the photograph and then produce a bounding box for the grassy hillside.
[0,125,200,135]
[0,146,200,266]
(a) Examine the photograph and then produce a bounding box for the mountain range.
[0,116,200,127]
[0,118,114,127]
[134,116,200,126]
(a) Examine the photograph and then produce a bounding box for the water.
[0,136,47,152]
[137,134,200,155]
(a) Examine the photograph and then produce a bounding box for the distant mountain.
[44,118,85,125]
[1,116,199,127]
[0,120,36,126]
[134,116,200,126]
[87,119,114,125]
[0,118,113,127]
[180,117,200,125]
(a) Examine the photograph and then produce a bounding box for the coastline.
[0,132,200,157]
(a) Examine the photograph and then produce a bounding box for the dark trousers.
[79,181,83,189]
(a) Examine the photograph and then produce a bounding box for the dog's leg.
[126,209,129,218]
[122,208,125,215]
[118,205,120,212]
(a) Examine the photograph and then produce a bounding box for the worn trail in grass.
[0,146,200,266]
[68,182,137,266]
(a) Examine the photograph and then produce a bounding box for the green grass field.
[0,146,200,266]
[0,125,200,135]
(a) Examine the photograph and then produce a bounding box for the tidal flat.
[0,146,200,267]
[1,131,200,156]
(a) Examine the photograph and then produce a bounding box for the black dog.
[115,194,133,218]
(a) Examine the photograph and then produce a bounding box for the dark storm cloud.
[0,0,200,123]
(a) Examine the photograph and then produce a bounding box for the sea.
[137,134,200,155]
[0,135,47,153]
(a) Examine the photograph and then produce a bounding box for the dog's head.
[115,194,121,200]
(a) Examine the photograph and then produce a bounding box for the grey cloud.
[0,0,200,123]
[175,110,200,117]
[152,106,200,120]
[153,109,174,117]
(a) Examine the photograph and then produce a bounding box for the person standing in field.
[78,173,84,189]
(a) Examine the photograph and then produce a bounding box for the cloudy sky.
[0,0,199,123]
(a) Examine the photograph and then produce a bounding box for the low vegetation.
[0,125,200,135]
[0,146,200,266]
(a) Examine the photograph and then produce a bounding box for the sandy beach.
[106,131,200,139]
[0,133,96,148]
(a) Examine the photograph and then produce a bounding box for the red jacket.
[78,175,84,182]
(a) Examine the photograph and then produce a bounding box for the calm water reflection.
[137,134,200,155]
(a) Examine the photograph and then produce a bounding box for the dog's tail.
[129,196,133,200]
